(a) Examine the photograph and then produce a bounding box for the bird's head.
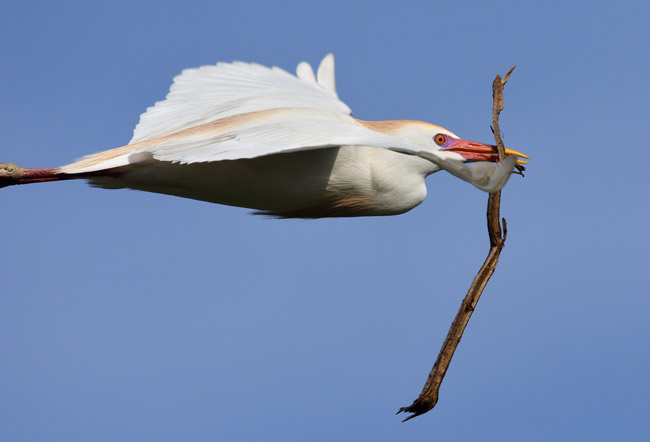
[431,130,528,164]
[387,121,529,164]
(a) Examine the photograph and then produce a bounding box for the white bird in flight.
[0,54,528,218]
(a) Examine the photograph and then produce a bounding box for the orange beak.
[442,139,530,164]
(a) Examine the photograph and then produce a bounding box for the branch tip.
[502,65,516,85]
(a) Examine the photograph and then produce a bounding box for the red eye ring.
[434,133,447,146]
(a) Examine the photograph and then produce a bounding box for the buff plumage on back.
[130,53,350,144]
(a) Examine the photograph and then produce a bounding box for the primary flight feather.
[0,54,528,218]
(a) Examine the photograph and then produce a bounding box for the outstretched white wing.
[64,107,515,193]
[130,54,350,144]
[145,109,414,162]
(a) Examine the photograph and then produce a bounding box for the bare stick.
[397,66,516,422]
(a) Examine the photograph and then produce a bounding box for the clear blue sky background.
[1,1,648,441]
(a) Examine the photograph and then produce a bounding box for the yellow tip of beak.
[504,147,530,159]
[516,159,530,165]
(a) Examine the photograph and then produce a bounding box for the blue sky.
[1,0,648,441]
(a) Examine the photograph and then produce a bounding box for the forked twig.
[397,66,517,422]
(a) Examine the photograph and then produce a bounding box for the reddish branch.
[397,66,517,422]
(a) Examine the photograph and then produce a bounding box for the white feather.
[296,61,317,84]
[130,54,350,144]
[316,53,337,97]
[143,109,417,163]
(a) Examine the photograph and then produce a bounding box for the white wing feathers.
[296,61,317,84]
[130,53,350,144]
[295,54,338,96]
[316,53,337,96]
[145,109,419,163]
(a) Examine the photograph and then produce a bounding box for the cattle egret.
[0,54,528,218]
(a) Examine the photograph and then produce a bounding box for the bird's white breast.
[89,146,438,218]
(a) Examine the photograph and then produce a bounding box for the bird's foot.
[0,163,24,187]
[0,163,63,187]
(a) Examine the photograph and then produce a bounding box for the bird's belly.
[90,147,429,218]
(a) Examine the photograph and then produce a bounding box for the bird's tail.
[0,163,67,188]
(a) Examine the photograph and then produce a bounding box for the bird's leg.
[0,163,67,188]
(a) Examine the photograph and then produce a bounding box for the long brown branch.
[397,66,516,422]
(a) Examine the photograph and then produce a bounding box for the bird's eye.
[434,134,447,146]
